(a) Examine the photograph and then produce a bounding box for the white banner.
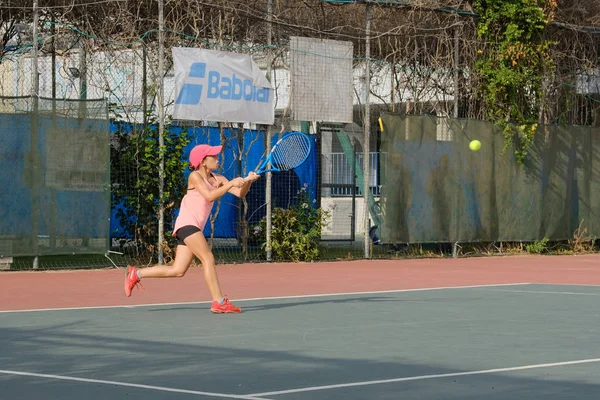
[172,48,274,124]
[290,37,353,123]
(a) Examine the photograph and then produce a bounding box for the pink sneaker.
[210,296,242,314]
[124,265,143,297]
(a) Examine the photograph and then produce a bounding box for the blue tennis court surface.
[2,283,600,399]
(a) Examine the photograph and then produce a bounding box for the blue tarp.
[109,123,318,239]
[0,114,109,241]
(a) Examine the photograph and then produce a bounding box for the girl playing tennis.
[124,144,260,313]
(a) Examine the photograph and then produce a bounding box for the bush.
[525,237,549,254]
[251,186,331,262]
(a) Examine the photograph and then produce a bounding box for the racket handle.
[243,172,260,182]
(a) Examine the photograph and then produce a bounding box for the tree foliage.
[110,113,190,260]
[474,0,557,163]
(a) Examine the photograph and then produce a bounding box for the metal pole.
[157,0,165,264]
[453,25,459,256]
[391,62,395,113]
[363,4,372,258]
[78,39,87,119]
[51,23,56,110]
[265,0,273,261]
[454,26,459,119]
[31,0,40,268]
[142,44,148,128]
[50,22,57,252]
[32,2,39,99]
[351,139,356,242]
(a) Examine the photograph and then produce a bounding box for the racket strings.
[271,134,310,170]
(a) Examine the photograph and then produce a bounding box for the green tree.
[111,117,190,260]
[474,0,557,163]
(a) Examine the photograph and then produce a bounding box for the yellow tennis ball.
[469,140,481,151]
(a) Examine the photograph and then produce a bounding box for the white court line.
[0,282,531,314]
[0,369,271,400]
[248,358,600,397]
[476,288,600,296]
[549,283,600,288]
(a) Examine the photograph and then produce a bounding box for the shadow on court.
[2,285,600,399]
[1,320,600,400]
[145,295,486,313]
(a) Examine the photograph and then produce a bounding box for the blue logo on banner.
[176,62,270,105]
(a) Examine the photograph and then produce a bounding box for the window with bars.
[323,152,380,197]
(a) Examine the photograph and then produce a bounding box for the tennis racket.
[252,132,311,175]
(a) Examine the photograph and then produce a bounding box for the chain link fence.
[1,1,599,268]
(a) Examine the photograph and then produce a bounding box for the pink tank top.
[172,172,218,235]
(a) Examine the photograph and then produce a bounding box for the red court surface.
[1,254,599,311]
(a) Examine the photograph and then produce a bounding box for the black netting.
[0,96,109,257]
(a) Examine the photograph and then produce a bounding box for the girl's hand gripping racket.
[251,132,311,177]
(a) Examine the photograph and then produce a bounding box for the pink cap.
[189,144,223,168]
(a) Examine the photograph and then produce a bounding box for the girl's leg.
[183,231,223,301]
[139,245,195,278]
[124,230,239,312]
[124,245,194,297]
[184,232,242,314]
[183,231,241,313]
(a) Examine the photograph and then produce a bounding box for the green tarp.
[379,114,600,244]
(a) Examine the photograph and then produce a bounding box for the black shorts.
[175,225,202,246]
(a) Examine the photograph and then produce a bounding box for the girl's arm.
[190,172,245,201]
[222,172,260,198]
